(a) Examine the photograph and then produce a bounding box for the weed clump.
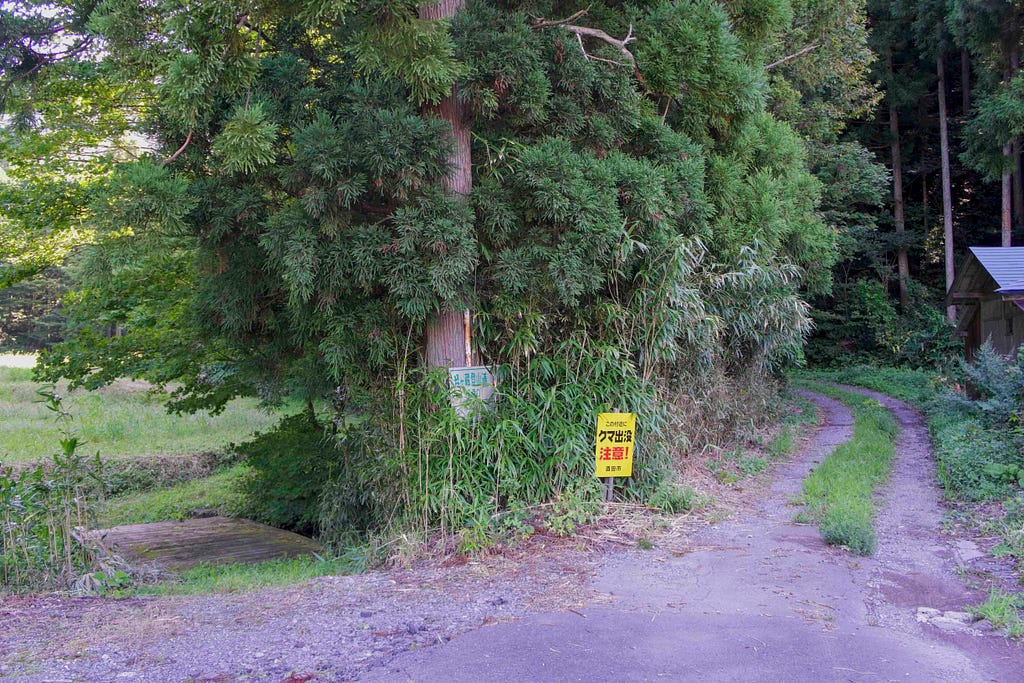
[968,589,1024,638]
[648,481,694,514]
[1,387,105,592]
[821,508,876,555]
[797,389,896,556]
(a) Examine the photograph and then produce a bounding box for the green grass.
[796,383,898,555]
[98,464,253,527]
[768,391,819,458]
[0,366,284,464]
[968,589,1024,638]
[128,554,363,595]
[797,366,938,408]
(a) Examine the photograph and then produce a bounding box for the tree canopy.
[2,0,873,534]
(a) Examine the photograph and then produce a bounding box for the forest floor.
[2,389,1022,682]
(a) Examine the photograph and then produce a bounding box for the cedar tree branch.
[163,130,192,165]
[533,10,637,65]
[765,44,819,70]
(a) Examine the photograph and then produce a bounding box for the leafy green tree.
[14,0,841,534]
[0,0,146,287]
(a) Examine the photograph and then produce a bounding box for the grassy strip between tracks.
[796,384,898,555]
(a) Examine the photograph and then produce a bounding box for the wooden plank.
[91,517,323,571]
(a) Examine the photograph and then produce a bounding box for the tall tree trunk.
[1001,27,1019,246]
[1013,51,1023,230]
[419,0,474,368]
[961,48,971,114]
[1003,54,1016,247]
[938,50,956,322]
[1003,153,1013,246]
[888,51,910,309]
[1014,143,1023,229]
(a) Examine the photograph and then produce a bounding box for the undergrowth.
[803,348,1024,577]
[97,464,251,527]
[1,387,105,592]
[796,384,897,555]
[703,390,817,487]
[235,336,798,559]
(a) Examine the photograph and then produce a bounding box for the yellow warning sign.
[595,412,636,478]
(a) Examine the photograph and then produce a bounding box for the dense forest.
[1,0,1022,539]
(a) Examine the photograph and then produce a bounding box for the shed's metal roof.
[996,279,1024,294]
[970,247,1024,288]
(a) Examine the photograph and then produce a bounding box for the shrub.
[927,345,1024,500]
[236,413,342,535]
[947,343,1024,426]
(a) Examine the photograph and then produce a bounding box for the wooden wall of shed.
[978,298,1024,356]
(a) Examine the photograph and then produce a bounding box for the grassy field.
[0,363,284,464]
[0,353,37,369]
[97,464,252,527]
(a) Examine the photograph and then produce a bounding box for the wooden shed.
[947,246,1024,359]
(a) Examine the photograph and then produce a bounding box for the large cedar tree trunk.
[888,52,910,309]
[1014,51,1023,231]
[938,50,956,322]
[1002,41,1017,246]
[420,0,475,368]
[1014,142,1023,229]
[962,48,971,114]
[1003,156,1013,246]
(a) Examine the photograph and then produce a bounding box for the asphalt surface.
[364,391,1023,682]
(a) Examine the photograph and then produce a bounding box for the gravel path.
[3,388,1021,682]
[1,543,599,682]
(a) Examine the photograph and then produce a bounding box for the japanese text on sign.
[448,365,497,417]
[595,412,636,478]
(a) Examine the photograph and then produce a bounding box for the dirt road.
[365,390,1022,682]
[2,389,1021,682]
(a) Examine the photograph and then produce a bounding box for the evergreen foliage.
[7,0,848,541]
[0,267,68,351]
